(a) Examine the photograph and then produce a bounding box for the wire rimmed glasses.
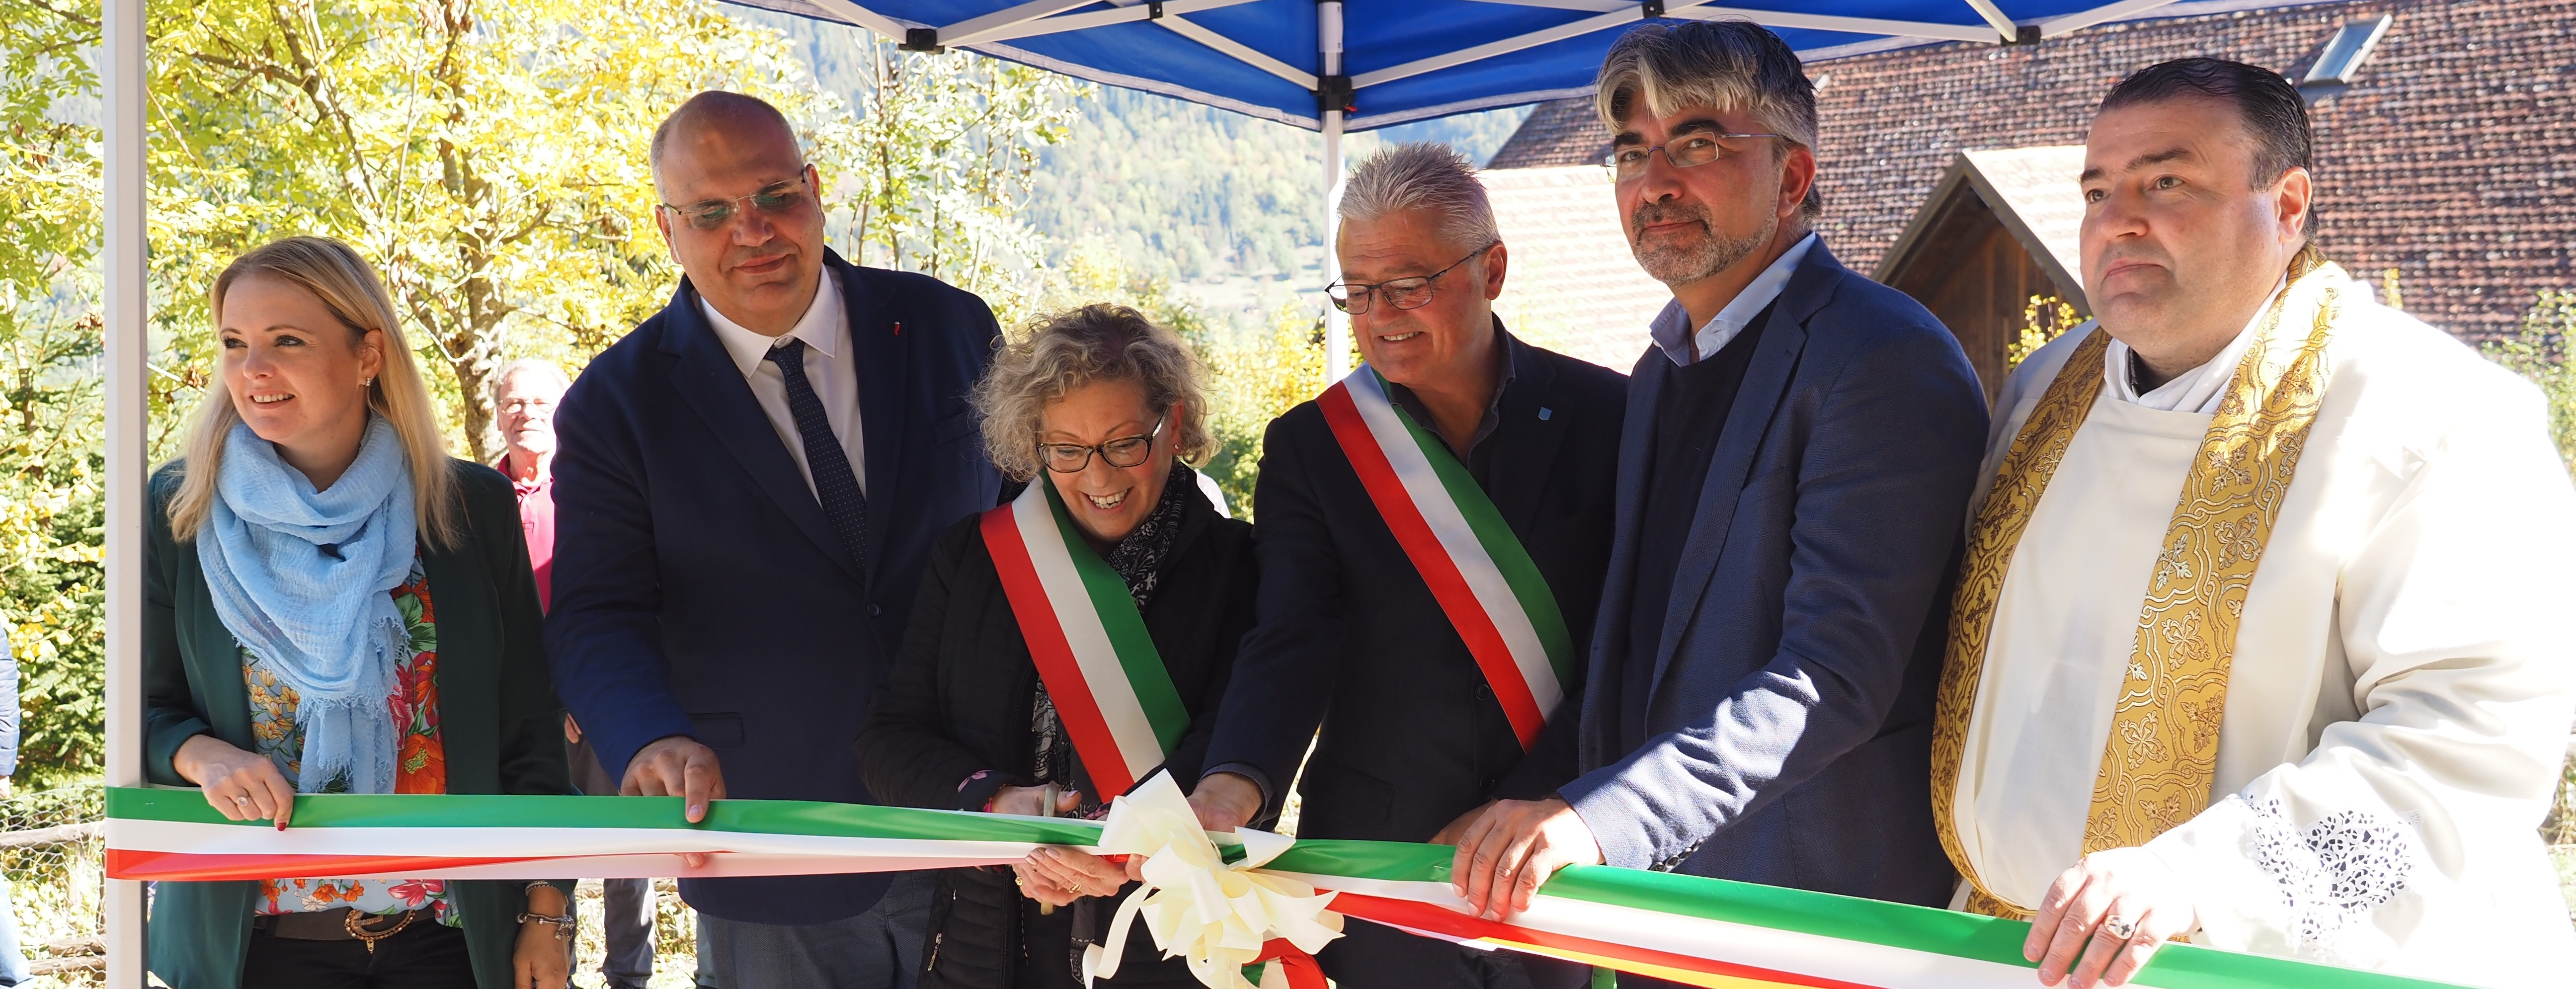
[1604,131,1788,181]
[1325,242,1498,315]
[658,168,816,231]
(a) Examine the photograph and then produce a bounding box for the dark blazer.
[1557,239,1986,907]
[858,478,1254,989]
[546,249,1003,924]
[143,460,572,989]
[1203,330,1626,841]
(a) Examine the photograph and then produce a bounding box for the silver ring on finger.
[2101,915,2136,942]
[233,795,253,807]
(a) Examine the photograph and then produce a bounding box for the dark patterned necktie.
[764,338,868,575]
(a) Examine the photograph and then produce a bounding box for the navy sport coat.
[547,249,1001,924]
[1559,239,1986,907]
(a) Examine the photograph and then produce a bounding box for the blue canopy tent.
[94,0,2214,982]
[720,0,2207,375]
[742,0,2190,132]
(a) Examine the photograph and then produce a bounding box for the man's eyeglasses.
[1604,132,1788,181]
[659,170,815,231]
[1039,412,1167,474]
[1325,242,1498,315]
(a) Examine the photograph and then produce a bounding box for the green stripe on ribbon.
[1370,369,1576,688]
[1043,479,1191,755]
[1263,831,2463,989]
[109,788,1112,847]
[1534,866,2458,989]
[108,789,2473,989]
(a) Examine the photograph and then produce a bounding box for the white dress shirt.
[2103,277,2286,413]
[700,269,866,497]
[1647,232,1818,366]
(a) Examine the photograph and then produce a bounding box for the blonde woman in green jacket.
[143,237,574,989]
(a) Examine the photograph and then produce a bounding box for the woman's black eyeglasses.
[1038,412,1167,474]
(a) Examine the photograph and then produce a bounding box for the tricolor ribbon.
[107,784,2471,989]
[1084,774,1340,989]
[1316,366,1573,749]
[1245,939,1326,989]
[982,479,1191,797]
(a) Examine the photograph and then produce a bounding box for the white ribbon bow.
[1081,772,1343,989]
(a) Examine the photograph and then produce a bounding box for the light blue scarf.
[198,416,417,795]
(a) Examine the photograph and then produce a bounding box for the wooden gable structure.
[1875,147,2090,402]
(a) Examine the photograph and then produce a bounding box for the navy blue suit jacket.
[1558,240,1984,906]
[547,250,1002,924]
[1204,331,1626,845]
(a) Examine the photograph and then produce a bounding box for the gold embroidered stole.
[1932,249,2343,918]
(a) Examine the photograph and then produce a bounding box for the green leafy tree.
[0,0,1084,783]
[144,0,887,461]
[0,0,109,788]
[837,43,1086,324]
[2483,290,2576,475]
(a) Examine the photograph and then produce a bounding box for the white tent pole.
[1319,0,1349,383]
[104,0,149,977]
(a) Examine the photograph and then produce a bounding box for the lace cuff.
[2145,794,2419,967]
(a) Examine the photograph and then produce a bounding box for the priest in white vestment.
[1934,58,2576,989]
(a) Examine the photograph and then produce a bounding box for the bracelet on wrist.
[516,911,576,941]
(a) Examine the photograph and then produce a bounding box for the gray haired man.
[1190,143,1627,989]
[1447,22,1988,985]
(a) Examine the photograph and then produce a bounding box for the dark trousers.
[598,877,655,988]
[1319,920,1592,989]
[692,871,933,989]
[241,919,475,989]
[571,733,657,988]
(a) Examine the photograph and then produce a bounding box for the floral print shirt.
[245,556,457,924]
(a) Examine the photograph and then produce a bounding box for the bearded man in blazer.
[547,91,1001,989]
[1447,24,1988,981]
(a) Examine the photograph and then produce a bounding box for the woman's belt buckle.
[343,908,418,954]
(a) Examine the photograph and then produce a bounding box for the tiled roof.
[1483,165,1670,369]
[1484,0,2576,339]
[1489,98,1613,169]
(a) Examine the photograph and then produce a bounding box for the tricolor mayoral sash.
[981,480,1190,797]
[1316,366,1575,749]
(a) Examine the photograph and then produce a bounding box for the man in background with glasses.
[1190,142,1626,989]
[547,90,1003,989]
[1445,21,1988,975]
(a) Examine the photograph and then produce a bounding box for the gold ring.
[1069,881,1083,896]
[2101,915,2136,941]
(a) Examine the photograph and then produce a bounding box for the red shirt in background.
[496,457,556,611]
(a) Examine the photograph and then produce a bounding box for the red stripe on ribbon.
[1317,382,1547,748]
[981,502,1138,797]
[107,849,543,882]
[1252,938,1328,989]
[1322,891,1886,989]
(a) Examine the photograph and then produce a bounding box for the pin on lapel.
[1538,408,1553,421]
[892,322,902,336]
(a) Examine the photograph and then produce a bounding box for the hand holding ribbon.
[1083,772,1343,989]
